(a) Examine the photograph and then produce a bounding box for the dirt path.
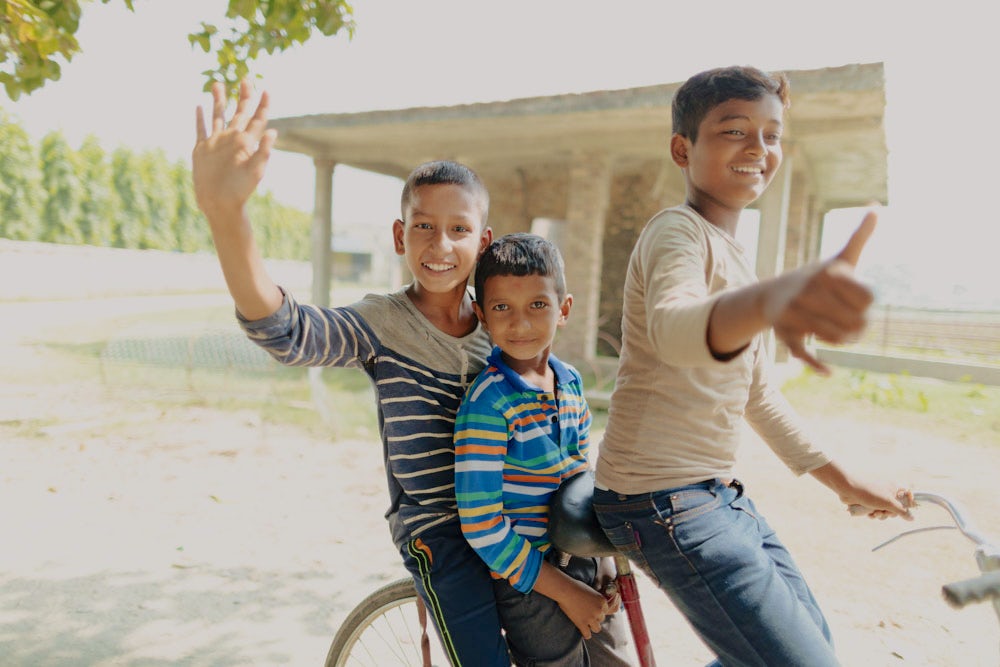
[2,242,998,666]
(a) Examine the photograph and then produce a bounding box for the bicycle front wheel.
[325,577,444,667]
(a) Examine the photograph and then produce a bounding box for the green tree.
[0,108,43,239]
[76,134,117,245]
[2,0,355,100]
[39,129,84,243]
[109,146,147,248]
[137,148,176,250]
[247,191,311,260]
[171,159,209,253]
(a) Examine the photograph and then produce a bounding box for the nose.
[430,228,452,253]
[510,310,531,332]
[745,131,768,158]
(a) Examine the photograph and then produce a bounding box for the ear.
[392,219,405,256]
[557,294,573,327]
[478,226,494,256]
[670,134,691,168]
[472,301,488,330]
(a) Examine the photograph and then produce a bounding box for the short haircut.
[475,233,566,304]
[672,66,791,143]
[400,160,489,226]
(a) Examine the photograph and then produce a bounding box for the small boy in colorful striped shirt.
[455,233,633,666]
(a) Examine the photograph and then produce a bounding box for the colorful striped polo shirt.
[454,346,592,593]
[239,287,492,547]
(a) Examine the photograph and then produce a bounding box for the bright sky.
[5,0,998,307]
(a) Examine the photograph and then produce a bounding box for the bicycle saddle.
[548,470,619,558]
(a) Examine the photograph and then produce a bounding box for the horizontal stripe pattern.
[455,347,592,593]
[239,288,492,546]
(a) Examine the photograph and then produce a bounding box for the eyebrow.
[716,113,783,127]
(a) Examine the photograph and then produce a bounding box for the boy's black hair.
[672,66,791,143]
[474,233,566,305]
[400,160,489,225]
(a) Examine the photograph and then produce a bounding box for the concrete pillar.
[782,170,811,270]
[552,152,612,364]
[755,155,793,279]
[755,158,794,362]
[805,205,827,264]
[311,158,335,307]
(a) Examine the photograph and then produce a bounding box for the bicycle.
[852,492,1000,642]
[322,470,648,667]
[325,481,1000,667]
[324,576,440,666]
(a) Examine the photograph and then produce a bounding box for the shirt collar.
[486,345,574,393]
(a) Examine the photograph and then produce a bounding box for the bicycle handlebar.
[909,492,994,547]
[942,570,1000,610]
[854,491,1000,611]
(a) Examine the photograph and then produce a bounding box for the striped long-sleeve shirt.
[454,347,592,593]
[239,288,492,548]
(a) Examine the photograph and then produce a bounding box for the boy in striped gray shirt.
[193,80,509,665]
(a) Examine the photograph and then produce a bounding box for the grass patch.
[782,367,1000,447]
[17,307,380,441]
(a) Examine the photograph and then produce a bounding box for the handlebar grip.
[942,570,1000,609]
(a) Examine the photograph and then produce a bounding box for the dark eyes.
[722,129,781,143]
[411,222,472,233]
[490,301,549,312]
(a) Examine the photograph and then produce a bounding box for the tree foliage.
[0,107,43,239]
[0,110,310,257]
[1,0,355,100]
[39,129,84,243]
[189,0,355,96]
[76,134,116,245]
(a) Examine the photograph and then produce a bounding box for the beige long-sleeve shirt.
[595,205,829,494]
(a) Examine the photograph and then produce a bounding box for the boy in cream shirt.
[593,65,912,667]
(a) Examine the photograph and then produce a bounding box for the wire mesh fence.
[99,323,283,403]
[855,306,1000,364]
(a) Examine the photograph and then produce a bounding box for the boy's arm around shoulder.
[193,79,282,321]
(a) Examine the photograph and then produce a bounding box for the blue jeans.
[593,479,838,667]
[492,551,633,666]
[399,521,511,666]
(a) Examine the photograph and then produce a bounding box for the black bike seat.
[548,470,619,558]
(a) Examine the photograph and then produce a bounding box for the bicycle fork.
[613,554,657,667]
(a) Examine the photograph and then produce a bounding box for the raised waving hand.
[192,78,277,221]
[191,79,283,321]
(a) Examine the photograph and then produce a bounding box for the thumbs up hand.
[764,211,878,374]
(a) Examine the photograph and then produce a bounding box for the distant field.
[0,239,315,301]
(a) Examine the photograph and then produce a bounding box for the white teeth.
[732,166,763,174]
[424,263,454,272]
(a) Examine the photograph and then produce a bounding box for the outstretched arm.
[708,211,878,374]
[192,79,283,320]
[810,459,913,520]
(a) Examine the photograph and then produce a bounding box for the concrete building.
[269,63,888,369]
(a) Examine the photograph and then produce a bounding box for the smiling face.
[672,94,784,227]
[475,272,571,375]
[392,183,491,297]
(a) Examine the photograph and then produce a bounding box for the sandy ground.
[1,242,999,666]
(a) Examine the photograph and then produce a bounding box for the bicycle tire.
[325,577,444,667]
